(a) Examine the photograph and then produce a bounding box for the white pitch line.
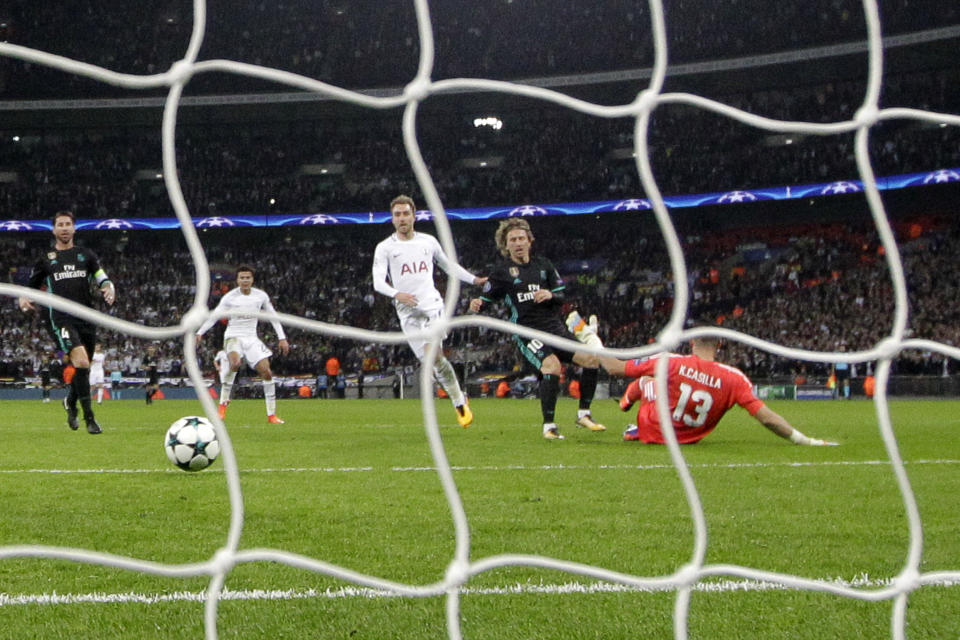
[2,574,959,607]
[0,459,957,475]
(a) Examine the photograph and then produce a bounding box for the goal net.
[1,0,958,638]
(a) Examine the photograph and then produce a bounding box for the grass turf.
[0,396,957,639]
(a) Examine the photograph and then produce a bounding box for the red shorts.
[634,401,667,444]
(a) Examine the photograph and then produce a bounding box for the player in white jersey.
[196,265,290,424]
[90,344,106,404]
[372,194,486,428]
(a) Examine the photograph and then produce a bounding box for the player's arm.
[94,269,116,305]
[196,293,230,337]
[533,263,566,304]
[431,236,487,286]
[262,297,290,355]
[371,245,399,298]
[87,253,116,306]
[17,259,46,312]
[469,277,506,313]
[752,405,838,446]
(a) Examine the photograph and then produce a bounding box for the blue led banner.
[1,167,957,232]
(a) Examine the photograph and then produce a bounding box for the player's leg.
[249,339,282,424]
[218,339,243,418]
[47,322,77,425]
[623,402,661,442]
[254,358,283,423]
[72,326,100,434]
[405,313,472,427]
[432,355,472,426]
[61,344,82,431]
[571,351,605,432]
[623,381,662,442]
[538,354,564,439]
[513,335,564,439]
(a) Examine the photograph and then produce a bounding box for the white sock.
[220,371,237,404]
[433,357,465,408]
[578,409,591,419]
[97,388,103,404]
[264,380,276,416]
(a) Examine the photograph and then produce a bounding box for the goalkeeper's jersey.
[479,255,567,335]
[625,353,764,444]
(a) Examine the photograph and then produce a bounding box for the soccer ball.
[164,416,220,472]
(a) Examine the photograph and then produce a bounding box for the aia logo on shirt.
[400,261,429,276]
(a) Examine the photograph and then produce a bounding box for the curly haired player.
[470,218,605,440]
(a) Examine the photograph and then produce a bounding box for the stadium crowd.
[3,205,958,385]
[0,67,957,222]
[0,0,954,99]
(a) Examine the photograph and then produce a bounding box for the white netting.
[1,1,959,638]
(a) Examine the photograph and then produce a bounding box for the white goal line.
[5,573,958,608]
[0,459,957,476]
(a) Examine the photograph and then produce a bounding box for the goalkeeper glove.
[565,311,603,349]
[789,430,839,446]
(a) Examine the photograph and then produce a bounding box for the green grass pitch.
[0,395,957,639]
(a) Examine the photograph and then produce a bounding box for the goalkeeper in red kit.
[565,314,838,446]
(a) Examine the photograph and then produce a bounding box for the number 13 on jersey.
[672,382,714,427]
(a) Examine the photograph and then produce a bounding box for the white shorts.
[224,336,272,368]
[90,368,105,386]
[398,307,446,361]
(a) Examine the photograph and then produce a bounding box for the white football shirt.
[197,287,286,340]
[372,232,477,314]
[90,351,106,375]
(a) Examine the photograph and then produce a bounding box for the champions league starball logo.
[196,216,236,228]
[820,181,861,195]
[0,220,35,231]
[94,218,135,229]
[415,209,433,221]
[299,214,339,225]
[613,199,652,211]
[717,190,758,204]
[923,169,960,184]
[508,205,549,217]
